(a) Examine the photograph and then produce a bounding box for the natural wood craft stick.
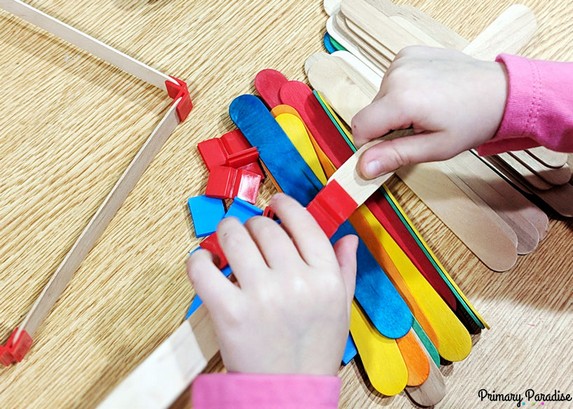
[324,0,341,16]
[443,152,540,254]
[483,155,573,217]
[98,306,218,409]
[326,16,384,77]
[462,4,537,60]
[467,151,549,240]
[0,0,177,90]
[509,151,572,186]
[334,13,392,70]
[332,50,381,89]
[396,162,518,272]
[496,153,553,190]
[17,101,182,343]
[342,0,442,54]
[527,146,569,168]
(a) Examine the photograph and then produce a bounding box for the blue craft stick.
[188,195,226,237]
[230,94,323,206]
[323,32,337,54]
[229,94,413,339]
[333,222,413,339]
[342,334,357,365]
[186,264,233,319]
[225,198,263,223]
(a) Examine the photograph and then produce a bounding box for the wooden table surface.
[0,0,571,407]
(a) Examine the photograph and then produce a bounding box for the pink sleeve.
[191,373,341,409]
[477,54,573,155]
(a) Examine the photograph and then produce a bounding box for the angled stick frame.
[0,0,193,366]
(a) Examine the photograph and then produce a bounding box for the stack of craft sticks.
[313,0,573,274]
[101,67,485,407]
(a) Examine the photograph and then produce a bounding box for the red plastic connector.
[205,166,262,204]
[200,233,228,269]
[226,147,259,169]
[166,77,193,122]
[198,139,227,171]
[221,130,251,153]
[306,180,358,238]
[0,328,33,366]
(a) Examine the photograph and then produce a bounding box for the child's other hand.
[352,46,508,178]
[187,193,358,376]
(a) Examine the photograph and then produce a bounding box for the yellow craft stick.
[350,207,473,362]
[271,104,337,178]
[275,113,328,185]
[383,186,490,329]
[350,302,408,396]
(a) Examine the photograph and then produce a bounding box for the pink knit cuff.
[477,54,541,155]
[477,54,573,155]
[191,373,341,409]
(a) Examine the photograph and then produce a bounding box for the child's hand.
[352,46,509,178]
[187,193,358,376]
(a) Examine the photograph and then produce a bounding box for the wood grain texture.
[0,0,571,408]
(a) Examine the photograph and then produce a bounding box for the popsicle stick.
[497,153,553,190]
[340,12,397,63]
[306,55,372,125]
[324,0,341,16]
[14,101,182,349]
[307,53,520,270]
[397,162,518,271]
[254,69,289,109]
[275,113,328,184]
[444,152,540,254]
[326,16,384,78]
[332,50,381,89]
[382,187,488,331]
[98,306,218,409]
[396,330,430,387]
[350,302,409,396]
[463,4,537,60]
[404,331,447,407]
[509,151,572,186]
[334,13,392,70]
[350,207,473,361]
[270,104,338,178]
[483,155,573,217]
[412,317,441,367]
[0,0,176,91]
[341,0,441,54]
[467,151,549,241]
[527,146,569,169]
[363,0,467,49]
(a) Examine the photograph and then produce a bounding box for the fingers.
[270,193,337,267]
[245,216,300,270]
[332,235,358,308]
[357,131,463,178]
[217,217,269,288]
[186,250,241,314]
[351,94,414,147]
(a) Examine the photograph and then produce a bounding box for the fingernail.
[364,160,382,178]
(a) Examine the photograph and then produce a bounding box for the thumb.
[358,131,458,178]
[333,234,358,308]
